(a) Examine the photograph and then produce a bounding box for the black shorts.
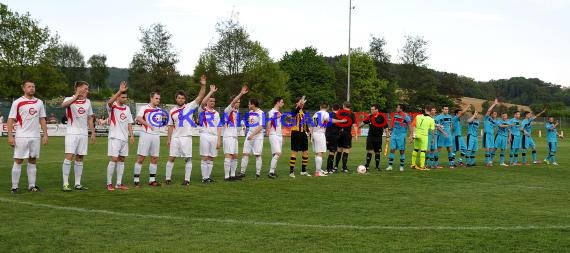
[291,131,308,152]
[338,131,352,149]
[366,136,382,153]
[326,133,339,152]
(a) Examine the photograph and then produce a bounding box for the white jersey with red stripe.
[136,104,163,135]
[267,108,282,136]
[169,101,199,138]
[312,110,330,134]
[246,108,264,140]
[63,97,94,136]
[9,96,46,138]
[223,105,239,137]
[198,106,220,136]
[107,102,134,141]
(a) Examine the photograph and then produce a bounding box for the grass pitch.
[0,135,569,252]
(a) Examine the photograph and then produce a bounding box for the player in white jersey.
[7,80,48,193]
[105,82,134,191]
[266,97,285,179]
[239,98,265,178]
[134,90,165,187]
[60,81,96,191]
[198,85,221,183]
[165,75,206,185]
[222,85,248,181]
[311,102,346,176]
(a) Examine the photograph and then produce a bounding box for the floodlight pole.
[347,0,352,102]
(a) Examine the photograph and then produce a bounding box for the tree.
[129,23,179,102]
[0,3,65,98]
[369,35,391,64]
[398,35,429,67]
[335,50,388,112]
[88,54,109,89]
[194,14,289,105]
[55,43,87,87]
[279,47,336,110]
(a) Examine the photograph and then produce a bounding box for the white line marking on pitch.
[1,197,568,231]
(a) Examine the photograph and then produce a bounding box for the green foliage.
[128,23,179,103]
[335,50,387,111]
[106,67,129,89]
[398,35,429,67]
[88,54,109,89]
[0,3,65,98]
[55,43,87,88]
[279,47,335,110]
[369,35,391,64]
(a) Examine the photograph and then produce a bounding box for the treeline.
[2,3,568,115]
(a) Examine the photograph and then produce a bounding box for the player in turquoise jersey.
[451,108,467,166]
[483,99,499,166]
[386,104,411,172]
[508,112,523,165]
[427,108,438,168]
[521,110,545,164]
[544,117,562,165]
[466,111,480,166]
[495,113,511,166]
[434,106,454,168]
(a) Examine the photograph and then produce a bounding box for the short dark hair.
[320,101,329,109]
[175,90,187,99]
[454,109,461,115]
[371,104,379,110]
[524,111,531,116]
[397,103,406,111]
[249,98,259,107]
[150,90,160,98]
[74,81,89,89]
[22,80,34,86]
[273,97,283,106]
[343,101,351,109]
[332,103,340,111]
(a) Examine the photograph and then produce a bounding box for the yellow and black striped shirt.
[291,107,309,132]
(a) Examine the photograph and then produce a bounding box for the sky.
[3,0,569,86]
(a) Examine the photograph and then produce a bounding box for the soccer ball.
[356,165,367,174]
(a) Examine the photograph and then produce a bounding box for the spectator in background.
[47,113,58,124]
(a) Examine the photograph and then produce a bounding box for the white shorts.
[312,132,327,153]
[223,136,238,155]
[65,134,88,155]
[137,132,160,157]
[169,136,193,158]
[108,138,129,157]
[269,135,282,154]
[243,137,263,155]
[200,134,218,157]
[14,137,41,159]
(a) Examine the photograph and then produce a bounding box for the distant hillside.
[105,67,129,88]
[459,97,530,112]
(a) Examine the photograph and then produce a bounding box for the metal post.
[347,0,352,102]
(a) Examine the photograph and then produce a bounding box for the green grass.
[1,135,569,252]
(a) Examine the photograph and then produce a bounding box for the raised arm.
[229,85,248,108]
[533,109,546,120]
[201,85,218,107]
[191,75,208,105]
[468,111,478,123]
[486,98,499,116]
[61,88,83,108]
[108,81,128,108]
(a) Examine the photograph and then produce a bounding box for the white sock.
[165,161,174,180]
[315,156,323,172]
[270,154,279,174]
[149,163,157,182]
[230,159,237,177]
[106,161,116,185]
[11,162,22,189]
[224,158,231,179]
[62,159,72,185]
[184,160,192,181]
[240,155,249,174]
[255,156,262,175]
[116,162,125,185]
[134,162,142,183]
[207,160,214,178]
[27,163,37,188]
[201,160,207,179]
[74,161,83,186]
